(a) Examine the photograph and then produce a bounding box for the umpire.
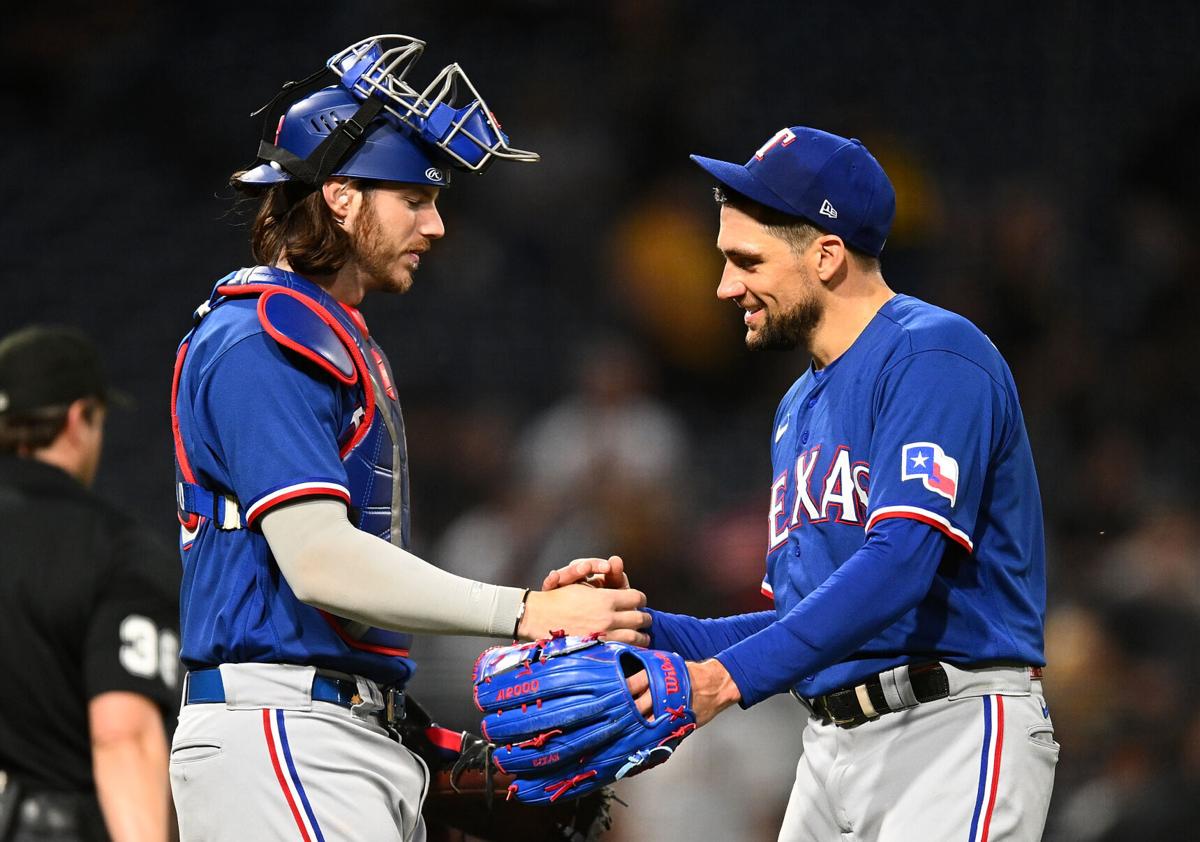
[0,326,179,842]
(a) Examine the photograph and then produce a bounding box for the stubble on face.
[351,192,421,295]
[748,266,825,353]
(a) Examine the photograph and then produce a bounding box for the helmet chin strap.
[251,67,387,202]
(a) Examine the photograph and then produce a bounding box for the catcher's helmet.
[237,86,451,188]
[236,34,538,191]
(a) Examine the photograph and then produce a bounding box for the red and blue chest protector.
[171,267,415,685]
[648,295,1047,702]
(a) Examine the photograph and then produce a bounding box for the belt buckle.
[384,688,405,727]
[818,695,859,728]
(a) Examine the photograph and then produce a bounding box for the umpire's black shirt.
[0,454,179,793]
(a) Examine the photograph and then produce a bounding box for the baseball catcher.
[168,32,651,842]
[472,632,697,805]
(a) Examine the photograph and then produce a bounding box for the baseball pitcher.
[543,127,1058,840]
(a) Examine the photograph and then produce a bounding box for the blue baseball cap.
[690,127,895,257]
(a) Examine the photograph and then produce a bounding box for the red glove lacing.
[544,770,599,802]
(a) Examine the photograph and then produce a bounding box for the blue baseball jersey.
[649,294,1046,703]
[173,270,415,685]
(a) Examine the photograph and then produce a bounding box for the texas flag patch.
[902,442,959,507]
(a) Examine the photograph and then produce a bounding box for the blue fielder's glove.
[473,632,697,805]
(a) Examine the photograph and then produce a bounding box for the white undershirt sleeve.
[260,498,525,638]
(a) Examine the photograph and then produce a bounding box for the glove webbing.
[450,731,497,811]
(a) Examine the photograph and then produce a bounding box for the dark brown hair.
[0,399,99,454]
[714,187,880,273]
[232,176,371,276]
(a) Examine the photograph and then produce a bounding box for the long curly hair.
[231,176,372,276]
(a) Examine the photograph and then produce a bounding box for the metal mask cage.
[326,34,426,107]
[326,34,539,172]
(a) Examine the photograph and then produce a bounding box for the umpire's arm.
[87,523,180,841]
[90,692,170,842]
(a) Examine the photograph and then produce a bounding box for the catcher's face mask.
[237,34,538,192]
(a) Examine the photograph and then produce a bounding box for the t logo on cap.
[755,127,797,160]
[690,126,896,258]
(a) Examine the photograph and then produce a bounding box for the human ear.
[61,399,96,445]
[814,235,847,283]
[321,178,356,219]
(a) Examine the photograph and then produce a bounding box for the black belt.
[0,784,107,842]
[185,668,406,726]
[810,663,950,729]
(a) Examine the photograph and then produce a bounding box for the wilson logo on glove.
[472,632,697,805]
[653,650,680,693]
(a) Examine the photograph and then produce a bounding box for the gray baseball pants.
[778,664,1058,841]
[170,663,428,841]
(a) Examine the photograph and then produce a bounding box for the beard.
[749,288,824,352]
[351,195,415,295]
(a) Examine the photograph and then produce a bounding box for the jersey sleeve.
[863,350,1007,553]
[196,332,352,528]
[715,517,948,706]
[84,523,181,710]
[647,608,774,661]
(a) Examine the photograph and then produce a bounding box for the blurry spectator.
[0,326,179,841]
[1045,598,1200,840]
[517,335,691,585]
[519,335,687,494]
[1096,506,1200,606]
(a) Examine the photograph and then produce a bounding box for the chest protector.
[172,266,413,658]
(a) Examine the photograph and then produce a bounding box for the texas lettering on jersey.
[769,445,870,550]
[756,294,1048,699]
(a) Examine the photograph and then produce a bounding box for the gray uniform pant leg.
[170,664,428,842]
[778,666,1059,842]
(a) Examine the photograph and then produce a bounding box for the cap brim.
[689,154,799,218]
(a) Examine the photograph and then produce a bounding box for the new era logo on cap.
[689,126,896,257]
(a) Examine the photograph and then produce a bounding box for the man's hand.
[519,582,650,646]
[626,658,741,727]
[543,555,630,591]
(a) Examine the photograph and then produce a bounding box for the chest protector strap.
[172,272,375,532]
[176,482,244,530]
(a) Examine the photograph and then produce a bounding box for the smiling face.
[715,203,825,352]
[350,182,446,295]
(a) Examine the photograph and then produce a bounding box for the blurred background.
[4,1,1199,838]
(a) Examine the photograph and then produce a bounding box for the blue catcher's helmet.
[237,86,452,188]
[236,34,538,191]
